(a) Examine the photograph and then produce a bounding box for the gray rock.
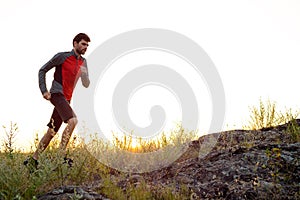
[38,185,110,200]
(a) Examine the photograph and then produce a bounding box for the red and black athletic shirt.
[38,49,90,101]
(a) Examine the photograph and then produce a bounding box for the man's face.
[74,39,89,55]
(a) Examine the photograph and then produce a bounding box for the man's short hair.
[73,33,90,46]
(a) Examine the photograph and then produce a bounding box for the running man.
[25,33,91,168]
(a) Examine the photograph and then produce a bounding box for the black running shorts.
[47,93,76,132]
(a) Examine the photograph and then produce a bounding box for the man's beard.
[76,48,87,55]
[80,48,87,55]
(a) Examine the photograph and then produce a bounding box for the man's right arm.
[38,53,64,97]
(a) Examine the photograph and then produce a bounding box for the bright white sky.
[0,0,300,151]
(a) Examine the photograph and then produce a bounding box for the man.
[25,33,91,169]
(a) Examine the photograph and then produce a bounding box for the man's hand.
[43,92,51,100]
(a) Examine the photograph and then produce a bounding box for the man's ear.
[73,41,78,47]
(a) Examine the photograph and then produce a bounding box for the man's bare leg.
[59,117,78,152]
[33,128,56,160]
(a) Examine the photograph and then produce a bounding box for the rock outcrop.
[143,120,300,199]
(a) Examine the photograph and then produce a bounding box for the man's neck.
[73,48,81,59]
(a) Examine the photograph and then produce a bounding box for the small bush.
[245,98,299,131]
[245,98,280,130]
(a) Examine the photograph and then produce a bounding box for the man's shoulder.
[55,51,72,57]
[52,51,73,61]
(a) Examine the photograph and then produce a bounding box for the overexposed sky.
[0,0,300,151]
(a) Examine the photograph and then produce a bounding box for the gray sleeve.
[38,52,64,94]
[81,59,90,88]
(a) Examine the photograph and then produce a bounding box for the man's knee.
[67,117,78,126]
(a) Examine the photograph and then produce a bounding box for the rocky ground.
[38,120,300,200]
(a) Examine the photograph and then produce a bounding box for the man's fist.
[43,92,51,100]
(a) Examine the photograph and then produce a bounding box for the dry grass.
[0,122,196,199]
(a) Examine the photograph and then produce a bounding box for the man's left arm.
[80,59,90,88]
